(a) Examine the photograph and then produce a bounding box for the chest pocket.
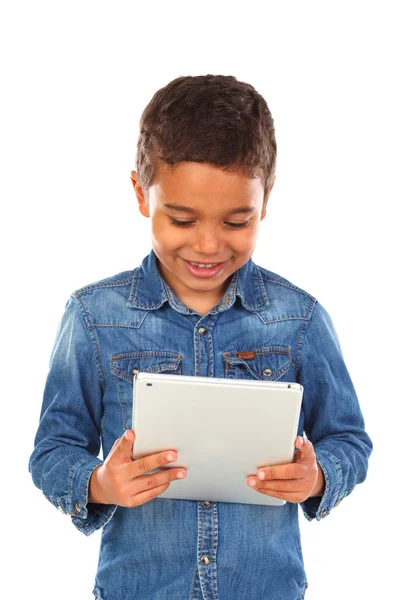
[222,346,292,381]
[110,351,182,430]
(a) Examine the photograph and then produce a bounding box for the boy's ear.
[130,170,150,217]
[260,178,275,221]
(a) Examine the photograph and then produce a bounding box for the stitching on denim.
[210,503,219,599]
[72,502,117,535]
[260,272,317,299]
[127,268,140,304]
[67,456,93,511]
[189,566,198,600]
[258,315,310,324]
[91,321,147,329]
[226,358,292,381]
[74,295,107,394]
[115,373,128,430]
[319,449,343,505]
[294,296,318,378]
[74,277,134,296]
[112,351,181,359]
[207,328,211,377]
[223,346,291,357]
[199,504,210,600]
[111,362,181,385]
[198,334,201,378]
[238,263,268,310]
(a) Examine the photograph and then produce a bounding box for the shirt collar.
[126,249,269,314]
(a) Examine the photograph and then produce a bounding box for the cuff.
[300,448,343,522]
[68,457,117,536]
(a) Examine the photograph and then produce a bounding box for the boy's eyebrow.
[162,202,257,215]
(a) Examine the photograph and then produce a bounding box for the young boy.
[29,74,372,600]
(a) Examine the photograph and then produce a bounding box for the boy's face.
[131,162,273,310]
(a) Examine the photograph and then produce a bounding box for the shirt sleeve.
[296,300,373,521]
[28,294,117,535]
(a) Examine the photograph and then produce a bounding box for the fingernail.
[176,471,185,479]
[248,479,256,487]
[258,471,265,480]
[167,452,176,461]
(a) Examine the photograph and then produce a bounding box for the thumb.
[110,429,135,463]
[294,435,315,463]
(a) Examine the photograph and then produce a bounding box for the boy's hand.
[246,436,325,503]
[89,430,186,508]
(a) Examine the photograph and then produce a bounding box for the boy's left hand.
[247,436,325,503]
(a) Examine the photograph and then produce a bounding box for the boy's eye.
[169,218,250,229]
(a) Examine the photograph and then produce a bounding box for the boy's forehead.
[150,161,264,211]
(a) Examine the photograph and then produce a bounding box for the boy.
[29,74,372,600]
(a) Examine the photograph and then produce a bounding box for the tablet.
[132,372,303,507]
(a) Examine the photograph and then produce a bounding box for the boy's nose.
[191,229,223,254]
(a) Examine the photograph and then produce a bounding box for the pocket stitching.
[223,346,292,381]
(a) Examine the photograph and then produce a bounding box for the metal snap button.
[198,326,208,335]
[75,503,81,513]
[321,508,328,517]
[202,501,212,507]
[132,368,139,375]
[263,368,272,376]
[58,505,65,514]
[200,555,211,565]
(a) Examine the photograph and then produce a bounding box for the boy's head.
[130,74,277,311]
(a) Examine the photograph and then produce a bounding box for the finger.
[254,488,304,503]
[109,429,135,464]
[125,482,171,508]
[130,449,182,478]
[135,466,186,493]
[248,476,305,493]
[256,462,305,481]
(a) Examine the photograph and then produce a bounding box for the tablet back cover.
[132,373,303,507]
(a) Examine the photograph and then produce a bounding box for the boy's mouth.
[182,259,227,278]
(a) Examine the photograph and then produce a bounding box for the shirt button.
[75,503,81,513]
[200,555,211,565]
[202,501,212,507]
[198,326,208,335]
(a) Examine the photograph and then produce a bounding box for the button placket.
[197,500,219,599]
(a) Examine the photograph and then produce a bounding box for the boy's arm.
[296,300,373,521]
[29,295,117,536]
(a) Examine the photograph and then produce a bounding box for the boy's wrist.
[89,465,106,504]
[310,465,325,497]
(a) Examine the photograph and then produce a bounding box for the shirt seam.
[72,293,107,394]
[294,296,317,377]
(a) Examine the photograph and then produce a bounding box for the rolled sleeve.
[300,449,343,521]
[29,294,114,535]
[69,458,117,535]
[297,301,373,521]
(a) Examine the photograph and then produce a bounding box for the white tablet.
[132,372,303,507]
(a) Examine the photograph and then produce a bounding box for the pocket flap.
[111,351,182,384]
[223,345,292,380]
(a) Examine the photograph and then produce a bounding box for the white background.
[1,1,408,598]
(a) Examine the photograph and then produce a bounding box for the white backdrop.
[1,1,407,598]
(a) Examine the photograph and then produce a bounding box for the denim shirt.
[29,249,372,600]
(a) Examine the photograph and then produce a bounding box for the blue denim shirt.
[29,249,372,600]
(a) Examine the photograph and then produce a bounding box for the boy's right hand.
[88,430,186,508]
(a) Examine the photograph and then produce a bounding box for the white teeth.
[189,261,218,269]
